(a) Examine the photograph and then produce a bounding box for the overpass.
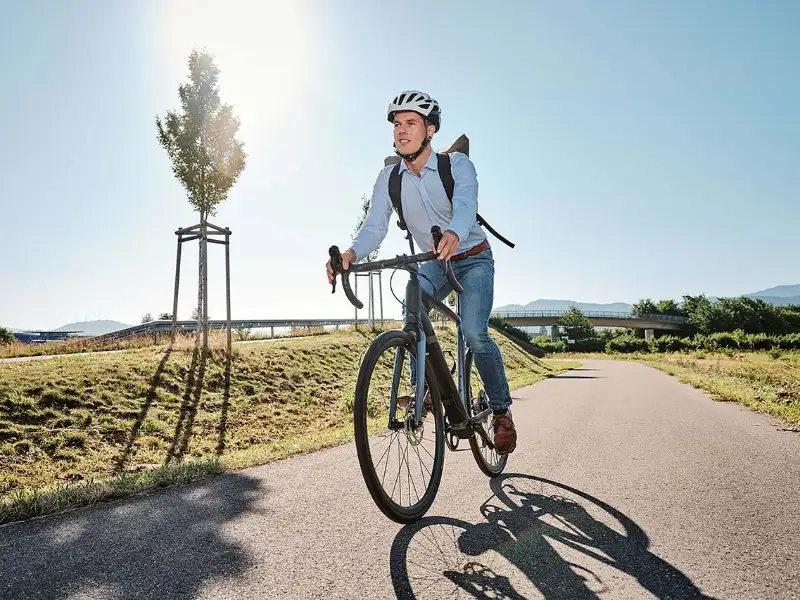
[490,310,689,338]
[87,318,363,346]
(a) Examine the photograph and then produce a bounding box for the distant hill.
[494,299,633,313]
[746,284,800,299]
[494,283,800,313]
[54,320,132,336]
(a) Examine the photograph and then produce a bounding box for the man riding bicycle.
[326,90,517,455]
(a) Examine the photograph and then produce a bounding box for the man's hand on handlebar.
[327,226,463,308]
[327,247,356,284]
[432,230,459,261]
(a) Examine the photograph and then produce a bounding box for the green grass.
[0,324,576,524]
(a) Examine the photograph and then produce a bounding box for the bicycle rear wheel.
[465,349,508,477]
[353,330,446,523]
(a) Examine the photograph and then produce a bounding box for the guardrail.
[86,318,366,344]
[490,310,690,324]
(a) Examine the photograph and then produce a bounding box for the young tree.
[156,49,246,352]
[351,194,380,261]
[559,306,595,341]
[158,312,172,321]
[141,313,153,324]
[0,327,15,345]
[631,298,659,316]
[656,299,683,316]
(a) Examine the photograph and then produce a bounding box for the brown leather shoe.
[493,412,517,455]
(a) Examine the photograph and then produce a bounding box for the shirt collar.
[398,148,438,173]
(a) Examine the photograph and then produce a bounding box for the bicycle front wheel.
[465,349,508,477]
[353,330,446,524]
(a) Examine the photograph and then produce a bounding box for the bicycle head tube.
[403,266,423,335]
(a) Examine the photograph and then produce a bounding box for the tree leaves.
[155,49,246,218]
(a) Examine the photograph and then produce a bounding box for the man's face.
[393,111,433,153]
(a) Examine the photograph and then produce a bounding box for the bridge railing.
[490,310,689,323]
[84,318,364,345]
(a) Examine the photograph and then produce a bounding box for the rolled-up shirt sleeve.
[446,152,479,242]
[350,168,393,261]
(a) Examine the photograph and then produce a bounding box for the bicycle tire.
[353,330,446,523]
[465,350,508,477]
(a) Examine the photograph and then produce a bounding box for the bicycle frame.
[391,261,480,436]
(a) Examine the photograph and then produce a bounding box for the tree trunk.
[202,217,209,353]
[196,211,206,351]
[225,228,232,356]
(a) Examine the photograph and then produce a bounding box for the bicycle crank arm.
[470,408,493,424]
[473,420,497,450]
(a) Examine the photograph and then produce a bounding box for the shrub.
[0,327,15,345]
[703,332,739,350]
[533,338,566,353]
[776,333,800,350]
[606,336,650,353]
[568,337,605,353]
[488,317,532,344]
[648,335,689,353]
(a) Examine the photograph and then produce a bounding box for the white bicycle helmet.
[387,90,442,132]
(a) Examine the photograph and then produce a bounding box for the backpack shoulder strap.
[388,163,407,231]
[436,153,455,201]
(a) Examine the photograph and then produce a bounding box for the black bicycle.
[329,225,507,523]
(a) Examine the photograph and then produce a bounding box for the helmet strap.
[394,135,431,162]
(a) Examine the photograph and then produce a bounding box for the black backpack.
[388,152,515,250]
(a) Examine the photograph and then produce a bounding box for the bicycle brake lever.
[431,226,443,258]
[328,246,342,294]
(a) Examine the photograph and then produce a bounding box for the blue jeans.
[408,247,512,412]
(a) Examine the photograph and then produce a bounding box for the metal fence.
[490,310,689,323]
[86,318,364,344]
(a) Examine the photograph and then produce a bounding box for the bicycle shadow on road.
[390,473,718,600]
[0,472,263,600]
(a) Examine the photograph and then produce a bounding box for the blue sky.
[2,0,798,330]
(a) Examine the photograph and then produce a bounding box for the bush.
[488,317,532,344]
[776,333,800,350]
[568,337,605,353]
[606,336,650,353]
[702,332,739,350]
[746,333,776,350]
[533,337,566,353]
[0,327,15,345]
[648,335,689,353]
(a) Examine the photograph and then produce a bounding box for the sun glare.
[156,0,320,141]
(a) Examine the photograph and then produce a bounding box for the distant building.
[11,330,82,344]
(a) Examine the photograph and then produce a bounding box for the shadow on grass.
[167,347,207,463]
[1,472,262,600]
[390,473,718,599]
[115,348,173,473]
[216,352,232,456]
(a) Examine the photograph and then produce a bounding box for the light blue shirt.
[350,150,487,261]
